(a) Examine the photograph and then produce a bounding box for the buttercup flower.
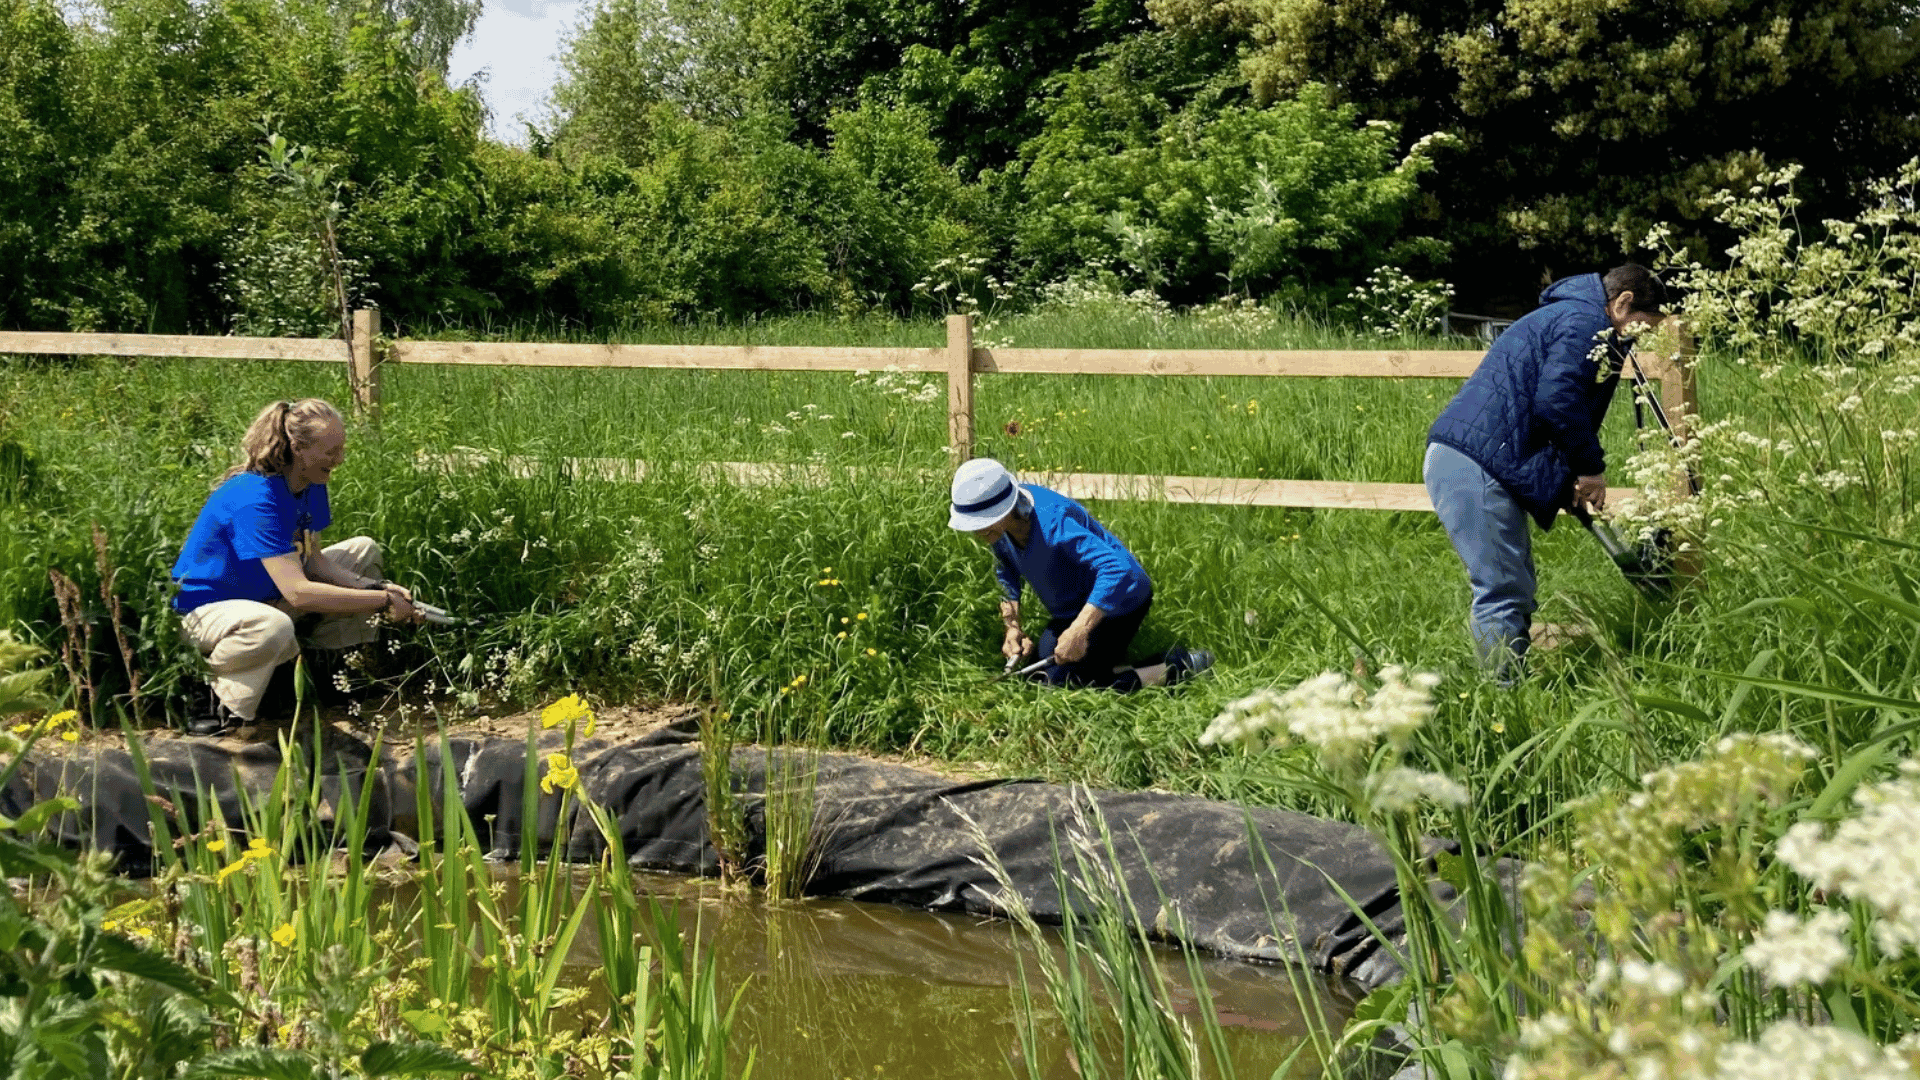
[271,923,297,948]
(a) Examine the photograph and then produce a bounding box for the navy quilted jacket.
[1428,274,1625,529]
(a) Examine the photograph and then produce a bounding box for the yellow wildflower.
[59,731,77,743]
[46,710,76,727]
[102,919,119,932]
[821,566,832,574]
[792,674,807,687]
[836,632,847,640]
[245,837,273,859]
[1247,399,1259,415]
[217,861,248,885]
[865,648,877,657]
[540,693,595,733]
[855,613,867,621]
[540,752,579,794]
[206,839,226,853]
[841,617,850,625]
[8,724,26,734]
[271,923,296,948]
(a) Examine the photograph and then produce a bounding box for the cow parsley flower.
[1743,910,1852,987]
[1777,764,1920,959]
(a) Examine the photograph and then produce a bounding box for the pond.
[545,872,1352,1079]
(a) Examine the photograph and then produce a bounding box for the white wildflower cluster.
[853,364,942,405]
[1190,294,1278,337]
[1363,765,1468,813]
[1346,266,1454,338]
[913,254,1017,347]
[1712,1021,1918,1079]
[1200,666,1441,769]
[1777,763,1920,959]
[1578,733,1815,895]
[1742,909,1851,988]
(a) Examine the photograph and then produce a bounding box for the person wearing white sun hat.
[949,458,1211,690]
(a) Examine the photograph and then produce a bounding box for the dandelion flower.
[866,648,877,657]
[540,752,579,794]
[271,923,297,949]
[856,613,867,621]
[836,631,847,640]
[1745,910,1851,987]
[206,839,226,853]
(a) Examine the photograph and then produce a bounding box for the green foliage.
[1016,78,1445,302]
[1150,0,1920,279]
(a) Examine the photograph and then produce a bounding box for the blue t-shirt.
[171,473,330,613]
[992,485,1152,619]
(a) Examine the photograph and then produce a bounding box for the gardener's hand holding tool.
[1000,599,1035,661]
[1573,473,1608,515]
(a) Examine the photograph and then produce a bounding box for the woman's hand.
[383,584,424,625]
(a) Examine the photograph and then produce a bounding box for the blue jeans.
[1424,443,1536,676]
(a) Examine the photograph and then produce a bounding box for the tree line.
[2,0,1915,334]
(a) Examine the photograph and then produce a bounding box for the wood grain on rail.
[391,340,943,372]
[975,348,1485,378]
[0,332,347,362]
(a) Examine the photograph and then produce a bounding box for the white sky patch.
[448,0,586,144]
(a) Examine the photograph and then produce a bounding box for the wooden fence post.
[350,308,381,414]
[946,313,975,464]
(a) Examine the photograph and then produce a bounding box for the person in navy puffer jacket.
[1425,264,1667,680]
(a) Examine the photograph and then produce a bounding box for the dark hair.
[1603,263,1667,314]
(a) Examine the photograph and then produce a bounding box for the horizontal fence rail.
[0,309,1697,516]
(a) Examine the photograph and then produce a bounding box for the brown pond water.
[551,872,1354,1079]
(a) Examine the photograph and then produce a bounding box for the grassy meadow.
[6,170,1920,1076]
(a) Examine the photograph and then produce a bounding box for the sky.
[447,0,587,144]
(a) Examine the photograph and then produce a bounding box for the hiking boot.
[187,701,248,737]
[1165,647,1215,685]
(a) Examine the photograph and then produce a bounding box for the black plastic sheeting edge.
[6,722,1448,998]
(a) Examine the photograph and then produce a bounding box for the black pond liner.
[10,721,1458,1076]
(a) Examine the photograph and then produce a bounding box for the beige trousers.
[179,536,384,720]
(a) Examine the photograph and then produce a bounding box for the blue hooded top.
[992,485,1152,619]
[1427,274,1626,529]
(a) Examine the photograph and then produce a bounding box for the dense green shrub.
[1013,78,1447,305]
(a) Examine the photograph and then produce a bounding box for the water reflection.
[575,873,1350,1079]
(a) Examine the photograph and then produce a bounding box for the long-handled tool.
[1570,505,1675,602]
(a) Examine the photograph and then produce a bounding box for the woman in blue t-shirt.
[172,398,425,734]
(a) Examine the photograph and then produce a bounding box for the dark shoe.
[1165,647,1215,685]
[187,702,246,737]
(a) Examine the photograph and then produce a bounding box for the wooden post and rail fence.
[0,310,1698,515]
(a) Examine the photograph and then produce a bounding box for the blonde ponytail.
[222,398,343,482]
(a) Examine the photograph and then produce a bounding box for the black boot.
[1163,646,1216,686]
[187,699,247,737]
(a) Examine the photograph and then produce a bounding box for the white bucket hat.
[949,458,1025,531]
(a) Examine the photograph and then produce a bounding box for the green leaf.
[183,1048,321,1080]
[360,1040,488,1077]
[1652,661,1920,714]
[8,797,79,835]
[1811,743,1894,820]
[1633,695,1712,725]
[1835,580,1920,625]
[90,933,209,998]
[400,1009,452,1038]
